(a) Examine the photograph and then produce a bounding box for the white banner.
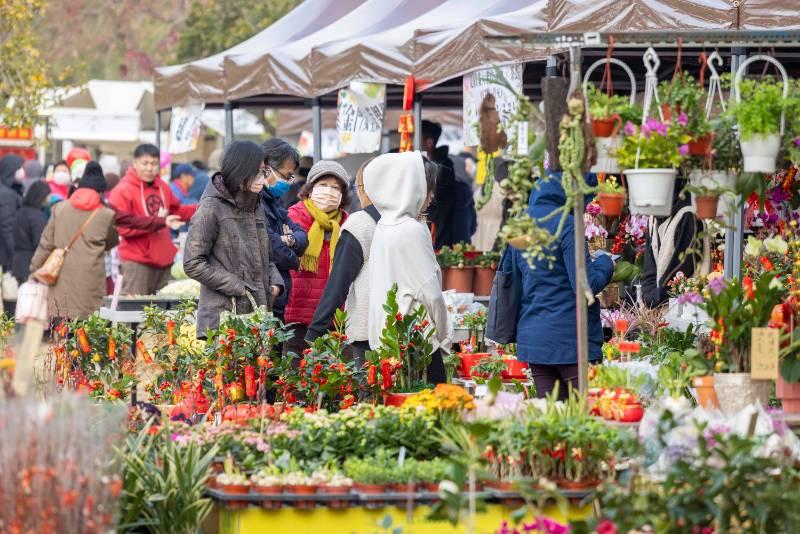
[169,104,204,154]
[463,64,523,147]
[336,82,386,154]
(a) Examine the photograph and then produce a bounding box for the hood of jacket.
[528,172,599,214]
[0,154,24,188]
[208,172,260,212]
[69,188,103,211]
[364,151,426,225]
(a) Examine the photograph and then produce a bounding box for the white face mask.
[310,183,342,212]
[14,167,25,182]
[53,171,71,185]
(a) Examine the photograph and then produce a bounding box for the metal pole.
[155,110,161,150]
[311,97,322,161]
[413,95,422,152]
[725,47,747,280]
[224,102,234,147]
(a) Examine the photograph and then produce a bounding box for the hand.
[165,215,184,230]
[282,224,291,235]
[270,285,282,297]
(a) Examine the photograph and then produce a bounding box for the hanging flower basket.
[689,169,736,221]
[694,195,720,219]
[597,191,626,216]
[624,168,677,217]
[688,133,713,156]
[592,115,622,138]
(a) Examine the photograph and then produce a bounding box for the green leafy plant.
[586,84,642,124]
[615,119,691,169]
[597,174,625,194]
[343,454,394,485]
[660,75,711,137]
[475,250,501,269]
[470,354,507,382]
[708,113,742,171]
[730,77,788,140]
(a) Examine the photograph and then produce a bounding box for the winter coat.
[428,146,477,249]
[12,183,50,283]
[30,188,118,320]
[511,173,614,366]
[285,201,347,326]
[108,167,197,268]
[260,189,308,317]
[0,155,24,272]
[184,175,284,337]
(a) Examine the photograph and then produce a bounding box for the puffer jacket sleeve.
[183,203,246,298]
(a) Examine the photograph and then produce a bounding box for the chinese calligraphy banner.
[337,82,386,154]
[169,104,204,154]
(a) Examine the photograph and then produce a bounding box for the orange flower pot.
[692,375,719,409]
[253,485,284,510]
[319,485,352,509]
[501,359,529,380]
[286,484,317,509]
[597,192,626,217]
[384,392,413,407]
[777,375,800,414]
[458,353,490,378]
[688,133,713,156]
[444,267,474,293]
[592,115,622,138]
[473,267,495,296]
[695,195,719,219]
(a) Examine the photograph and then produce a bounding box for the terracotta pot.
[473,267,495,296]
[688,133,713,156]
[286,483,317,509]
[423,482,439,493]
[389,483,412,494]
[253,485,284,510]
[319,484,352,509]
[458,352,490,378]
[556,478,601,491]
[207,475,218,489]
[220,483,251,508]
[597,192,626,217]
[384,392,413,407]
[355,483,387,507]
[777,375,800,414]
[592,115,622,138]
[444,267,474,293]
[485,480,515,492]
[714,372,772,414]
[694,195,719,219]
[501,359,528,381]
[692,375,719,409]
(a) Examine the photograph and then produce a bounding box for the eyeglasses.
[262,167,296,184]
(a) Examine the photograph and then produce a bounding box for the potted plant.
[344,457,391,506]
[587,85,642,174]
[683,183,728,220]
[415,458,449,493]
[284,470,318,509]
[732,75,787,173]
[596,174,626,217]
[688,114,740,222]
[216,460,250,508]
[616,118,691,216]
[314,468,353,509]
[457,310,490,378]
[660,74,712,156]
[497,345,528,380]
[437,244,473,293]
[701,274,783,413]
[470,353,508,382]
[473,250,500,297]
[250,467,284,510]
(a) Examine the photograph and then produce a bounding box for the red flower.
[303,348,313,355]
[596,519,617,534]
[312,363,323,376]
[340,394,355,409]
[227,328,236,340]
[760,256,775,272]
[743,276,755,300]
[395,313,403,322]
[299,359,307,369]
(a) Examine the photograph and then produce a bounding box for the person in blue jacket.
[260,138,309,321]
[510,172,614,400]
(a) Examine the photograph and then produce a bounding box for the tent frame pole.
[155,110,161,150]
[413,95,422,151]
[224,102,235,147]
[312,97,322,161]
[725,46,748,280]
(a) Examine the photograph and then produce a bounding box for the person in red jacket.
[284,161,351,357]
[108,144,196,295]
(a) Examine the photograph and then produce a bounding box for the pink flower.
[677,112,689,127]
[679,144,690,156]
[794,137,800,147]
[586,201,602,216]
[623,121,637,136]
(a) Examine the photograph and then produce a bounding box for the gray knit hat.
[306,160,351,187]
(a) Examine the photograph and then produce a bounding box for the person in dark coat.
[183,141,284,337]
[260,138,309,321]
[12,181,50,284]
[641,186,704,308]
[510,173,615,400]
[422,120,477,249]
[0,154,24,274]
[282,155,312,209]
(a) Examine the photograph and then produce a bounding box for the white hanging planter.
[591,136,623,174]
[740,134,781,173]
[624,168,676,217]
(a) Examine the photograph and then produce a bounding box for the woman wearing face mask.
[284,161,351,356]
[183,141,284,337]
[49,161,72,200]
[259,138,309,323]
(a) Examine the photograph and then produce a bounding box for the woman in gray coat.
[184,141,284,337]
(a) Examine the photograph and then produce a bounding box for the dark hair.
[297,156,314,178]
[105,172,120,192]
[133,143,160,159]
[298,175,351,211]
[191,159,207,170]
[421,120,442,145]
[422,156,439,196]
[23,181,50,208]
[262,138,300,170]
[219,141,265,194]
[54,160,69,171]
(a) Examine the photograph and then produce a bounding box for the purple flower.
[586,201,602,216]
[769,187,790,204]
[677,112,689,127]
[679,144,689,156]
[702,424,730,448]
[708,276,728,295]
[793,137,800,147]
[644,118,669,137]
[677,291,703,305]
[623,121,637,136]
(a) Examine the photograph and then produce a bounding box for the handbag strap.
[230,290,258,315]
[64,209,101,253]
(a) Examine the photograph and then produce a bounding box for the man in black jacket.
[0,154,24,276]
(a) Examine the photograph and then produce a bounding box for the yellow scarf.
[301,199,342,273]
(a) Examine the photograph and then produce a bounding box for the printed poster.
[337,82,386,154]
[169,104,204,154]
[463,64,523,147]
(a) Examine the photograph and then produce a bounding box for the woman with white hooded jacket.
[365,151,452,383]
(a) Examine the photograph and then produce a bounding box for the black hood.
[0,154,24,188]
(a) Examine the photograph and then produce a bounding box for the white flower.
[770,276,784,290]
[744,236,763,257]
[764,236,788,255]
[437,480,459,498]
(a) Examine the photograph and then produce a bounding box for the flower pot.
[473,267,495,297]
[501,359,528,381]
[423,482,439,493]
[688,133,713,156]
[355,483,386,507]
[692,375,720,409]
[319,485,352,509]
[253,485,284,510]
[443,267,474,293]
[384,392,413,407]
[597,192,626,217]
[592,115,622,138]
[618,403,644,422]
[689,170,736,222]
[713,372,772,414]
[777,375,800,414]
[286,484,317,509]
[458,352,490,378]
[485,480,516,492]
[624,168,677,217]
[694,195,720,220]
[220,483,250,508]
[591,136,622,174]
[740,133,781,173]
[556,478,601,491]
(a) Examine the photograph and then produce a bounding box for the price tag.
[516,122,529,155]
[751,327,779,380]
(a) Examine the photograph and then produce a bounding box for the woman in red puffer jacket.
[284,161,351,356]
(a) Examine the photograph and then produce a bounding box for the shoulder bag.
[32,209,100,286]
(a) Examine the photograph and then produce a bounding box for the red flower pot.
[592,115,622,138]
[355,483,387,507]
[688,133,713,156]
[463,250,482,261]
[253,485,284,510]
[219,483,250,508]
[777,375,800,414]
[458,352,490,378]
[619,403,644,423]
[319,484,352,509]
[443,267,474,293]
[695,195,719,220]
[384,392,413,407]
[473,267,496,296]
[286,484,317,509]
[501,359,528,380]
[556,478,601,491]
[423,482,439,493]
[597,192,626,217]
